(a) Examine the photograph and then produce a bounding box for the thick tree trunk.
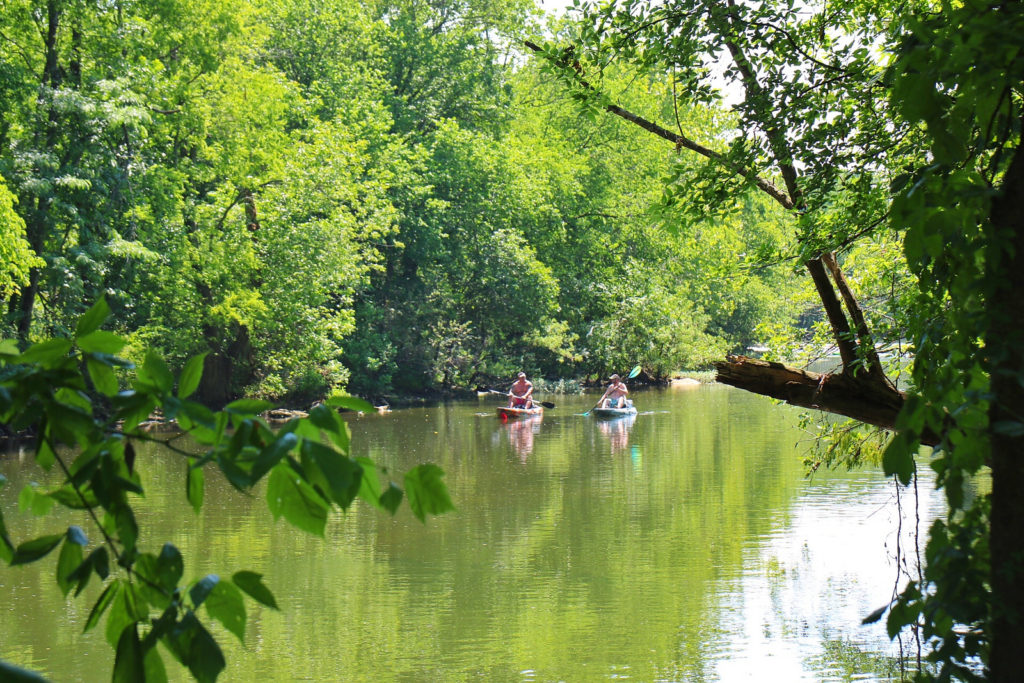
[714,355,939,446]
[987,137,1024,679]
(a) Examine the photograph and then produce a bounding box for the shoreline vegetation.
[0,370,715,449]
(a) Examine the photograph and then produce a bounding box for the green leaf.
[87,358,120,396]
[308,404,341,432]
[56,530,86,597]
[113,624,145,683]
[35,436,56,471]
[267,462,329,536]
[0,660,49,682]
[250,432,298,483]
[48,483,99,510]
[78,330,127,355]
[139,349,174,393]
[308,404,349,452]
[232,571,279,610]
[105,582,147,648]
[356,457,383,509]
[302,441,361,509]
[886,597,920,639]
[0,508,12,564]
[75,297,111,338]
[56,387,93,414]
[205,579,246,642]
[143,647,168,683]
[163,612,225,683]
[0,339,19,356]
[862,602,891,625]
[17,338,73,366]
[137,543,184,601]
[187,465,205,513]
[403,464,455,522]
[67,546,108,596]
[177,353,207,399]
[92,546,110,580]
[225,398,274,416]
[180,400,217,432]
[379,483,404,515]
[324,395,376,413]
[882,433,915,485]
[19,483,54,516]
[10,533,64,565]
[84,580,121,633]
[114,504,139,553]
[190,574,220,608]
[114,391,157,433]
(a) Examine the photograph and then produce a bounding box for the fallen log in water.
[713,355,939,446]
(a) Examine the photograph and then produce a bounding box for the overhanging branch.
[523,40,794,210]
[714,355,939,446]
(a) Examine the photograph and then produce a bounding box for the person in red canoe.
[508,372,535,409]
[598,373,629,409]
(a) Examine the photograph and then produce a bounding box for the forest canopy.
[0,0,800,405]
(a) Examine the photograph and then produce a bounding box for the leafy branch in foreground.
[0,297,454,682]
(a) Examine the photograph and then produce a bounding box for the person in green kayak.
[508,372,535,409]
[598,373,629,409]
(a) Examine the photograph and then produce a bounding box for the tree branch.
[714,355,939,445]
[821,251,890,382]
[806,256,858,368]
[523,40,794,210]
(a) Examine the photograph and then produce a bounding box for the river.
[1,383,948,681]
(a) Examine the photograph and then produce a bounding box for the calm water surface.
[1,384,946,681]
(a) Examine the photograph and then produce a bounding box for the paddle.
[476,387,555,410]
[582,365,642,416]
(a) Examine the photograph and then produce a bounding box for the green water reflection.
[1,385,946,681]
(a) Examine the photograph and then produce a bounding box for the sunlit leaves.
[137,350,174,394]
[78,331,127,355]
[17,339,73,367]
[204,580,247,642]
[178,353,207,399]
[356,457,384,509]
[323,395,375,415]
[404,464,455,522]
[882,0,1024,674]
[105,581,148,648]
[267,462,329,536]
[66,546,110,597]
[301,441,361,509]
[74,298,111,339]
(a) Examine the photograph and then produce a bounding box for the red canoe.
[496,406,543,420]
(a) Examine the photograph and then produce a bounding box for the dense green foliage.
[538,0,1021,679]
[0,299,453,680]
[0,0,796,404]
[880,2,1024,679]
